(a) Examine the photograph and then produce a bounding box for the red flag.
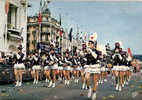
[5,0,10,14]
[128,48,133,58]
[59,30,63,37]
[38,12,42,25]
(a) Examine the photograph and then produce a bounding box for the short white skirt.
[14,63,25,70]
[32,65,41,70]
[75,67,82,71]
[44,66,50,70]
[84,64,101,73]
[101,67,107,72]
[64,66,72,71]
[58,66,63,70]
[112,66,128,71]
[50,64,58,70]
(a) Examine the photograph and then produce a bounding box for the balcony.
[7,27,23,40]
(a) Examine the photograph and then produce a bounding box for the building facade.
[0,0,28,57]
[27,2,62,55]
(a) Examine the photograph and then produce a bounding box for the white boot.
[104,79,107,82]
[88,87,92,98]
[58,77,62,81]
[122,83,124,87]
[19,82,22,86]
[125,81,128,85]
[15,81,19,87]
[76,79,79,84]
[82,82,86,89]
[48,80,52,87]
[64,80,67,85]
[45,78,49,83]
[74,79,77,83]
[33,79,36,84]
[118,85,122,91]
[67,80,70,87]
[116,84,119,90]
[36,80,38,84]
[91,92,96,100]
[52,83,56,88]
[101,80,103,84]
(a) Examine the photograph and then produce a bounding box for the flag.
[84,32,87,41]
[128,48,133,58]
[68,28,73,42]
[59,29,63,37]
[5,0,10,14]
[40,0,42,7]
[59,14,61,25]
[38,12,42,25]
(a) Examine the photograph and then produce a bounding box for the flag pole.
[38,0,42,55]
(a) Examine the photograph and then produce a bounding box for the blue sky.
[28,0,142,54]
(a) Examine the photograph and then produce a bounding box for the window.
[7,4,18,29]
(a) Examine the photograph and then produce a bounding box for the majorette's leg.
[52,69,56,88]
[85,72,91,98]
[19,69,23,86]
[81,70,86,89]
[14,69,19,87]
[92,73,99,100]
[48,70,52,87]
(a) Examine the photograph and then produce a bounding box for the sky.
[28,0,142,54]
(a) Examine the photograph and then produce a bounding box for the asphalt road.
[0,73,142,100]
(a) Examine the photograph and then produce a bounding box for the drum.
[32,65,41,70]
[14,63,25,70]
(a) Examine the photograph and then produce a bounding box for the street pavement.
[0,73,142,100]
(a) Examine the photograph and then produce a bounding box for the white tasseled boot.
[91,92,96,100]
[82,82,86,89]
[116,84,119,90]
[52,83,56,88]
[15,81,19,87]
[48,80,53,87]
[88,86,92,98]
[18,82,22,86]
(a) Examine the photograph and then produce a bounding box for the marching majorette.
[72,53,80,84]
[48,45,59,88]
[14,45,25,87]
[43,53,50,83]
[111,42,124,91]
[121,51,132,86]
[80,43,88,89]
[101,54,108,82]
[84,33,101,100]
[32,52,41,84]
[63,51,73,87]
[97,45,108,84]
[57,53,64,81]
